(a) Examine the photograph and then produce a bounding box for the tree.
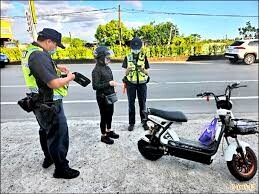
[190,34,201,42]
[70,38,84,48]
[134,22,156,45]
[95,20,134,46]
[134,21,179,45]
[62,37,72,44]
[238,21,258,39]
[61,37,86,48]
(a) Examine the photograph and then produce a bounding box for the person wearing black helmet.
[92,46,119,144]
[122,37,150,131]
[20,28,80,179]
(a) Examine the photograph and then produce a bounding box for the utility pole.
[26,0,37,41]
[69,32,72,43]
[118,4,122,56]
[168,25,173,46]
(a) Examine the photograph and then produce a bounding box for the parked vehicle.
[0,53,9,68]
[138,82,258,181]
[224,39,258,65]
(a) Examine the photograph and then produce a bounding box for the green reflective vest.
[21,44,68,98]
[126,52,148,84]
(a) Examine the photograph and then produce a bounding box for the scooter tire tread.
[227,147,257,181]
[138,137,163,161]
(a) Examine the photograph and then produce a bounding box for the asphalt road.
[1,60,258,122]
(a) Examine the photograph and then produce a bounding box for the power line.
[10,7,116,19]
[8,7,257,19]
[122,8,258,18]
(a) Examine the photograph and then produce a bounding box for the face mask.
[132,49,140,54]
[48,48,56,55]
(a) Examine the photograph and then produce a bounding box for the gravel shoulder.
[1,114,258,193]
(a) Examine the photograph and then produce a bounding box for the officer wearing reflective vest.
[122,37,150,131]
[21,28,79,179]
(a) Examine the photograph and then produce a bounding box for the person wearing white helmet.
[122,37,150,131]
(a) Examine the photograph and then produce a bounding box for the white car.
[224,39,258,65]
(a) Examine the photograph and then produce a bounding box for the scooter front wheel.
[227,147,257,181]
[138,135,164,161]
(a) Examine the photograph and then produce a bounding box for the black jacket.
[92,62,115,97]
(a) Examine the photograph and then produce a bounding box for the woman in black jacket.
[92,46,119,144]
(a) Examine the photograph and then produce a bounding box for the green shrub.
[0,39,231,62]
[0,47,22,61]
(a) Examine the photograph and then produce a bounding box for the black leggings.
[97,96,114,135]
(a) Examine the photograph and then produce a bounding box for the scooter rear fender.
[224,140,250,161]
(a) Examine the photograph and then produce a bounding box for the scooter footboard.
[224,141,250,161]
[168,146,213,165]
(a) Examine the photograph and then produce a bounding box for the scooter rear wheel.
[138,135,163,161]
[227,147,257,181]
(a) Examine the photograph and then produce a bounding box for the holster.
[17,93,38,112]
[122,76,129,84]
[39,103,57,123]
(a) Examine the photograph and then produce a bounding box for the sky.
[1,0,258,43]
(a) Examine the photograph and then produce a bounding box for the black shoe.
[53,168,80,179]
[128,124,134,131]
[143,123,149,131]
[101,135,114,144]
[107,131,119,139]
[42,158,53,168]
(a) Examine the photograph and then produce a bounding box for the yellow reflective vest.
[21,44,68,99]
[126,52,148,84]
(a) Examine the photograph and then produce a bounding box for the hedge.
[0,42,229,62]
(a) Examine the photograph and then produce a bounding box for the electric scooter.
[138,82,258,181]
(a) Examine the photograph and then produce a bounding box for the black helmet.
[93,46,114,59]
[130,37,142,50]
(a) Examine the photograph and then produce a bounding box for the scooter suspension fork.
[235,138,249,166]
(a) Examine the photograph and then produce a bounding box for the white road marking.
[1,79,257,88]
[165,80,258,84]
[1,96,258,105]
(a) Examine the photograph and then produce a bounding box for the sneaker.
[101,135,114,144]
[141,120,149,131]
[53,168,80,179]
[42,158,53,168]
[107,131,119,139]
[143,123,149,131]
[128,124,134,131]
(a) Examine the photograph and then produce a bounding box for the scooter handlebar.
[196,92,213,97]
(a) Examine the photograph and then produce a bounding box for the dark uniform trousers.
[33,100,69,170]
[126,82,147,125]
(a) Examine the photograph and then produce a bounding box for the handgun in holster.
[17,93,38,113]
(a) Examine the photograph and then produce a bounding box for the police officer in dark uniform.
[21,28,79,179]
[122,37,150,131]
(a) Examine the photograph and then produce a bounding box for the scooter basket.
[231,119,259,135]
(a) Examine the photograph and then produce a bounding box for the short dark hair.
[37,35,49,42]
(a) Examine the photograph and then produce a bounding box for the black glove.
[73,72,91,87]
